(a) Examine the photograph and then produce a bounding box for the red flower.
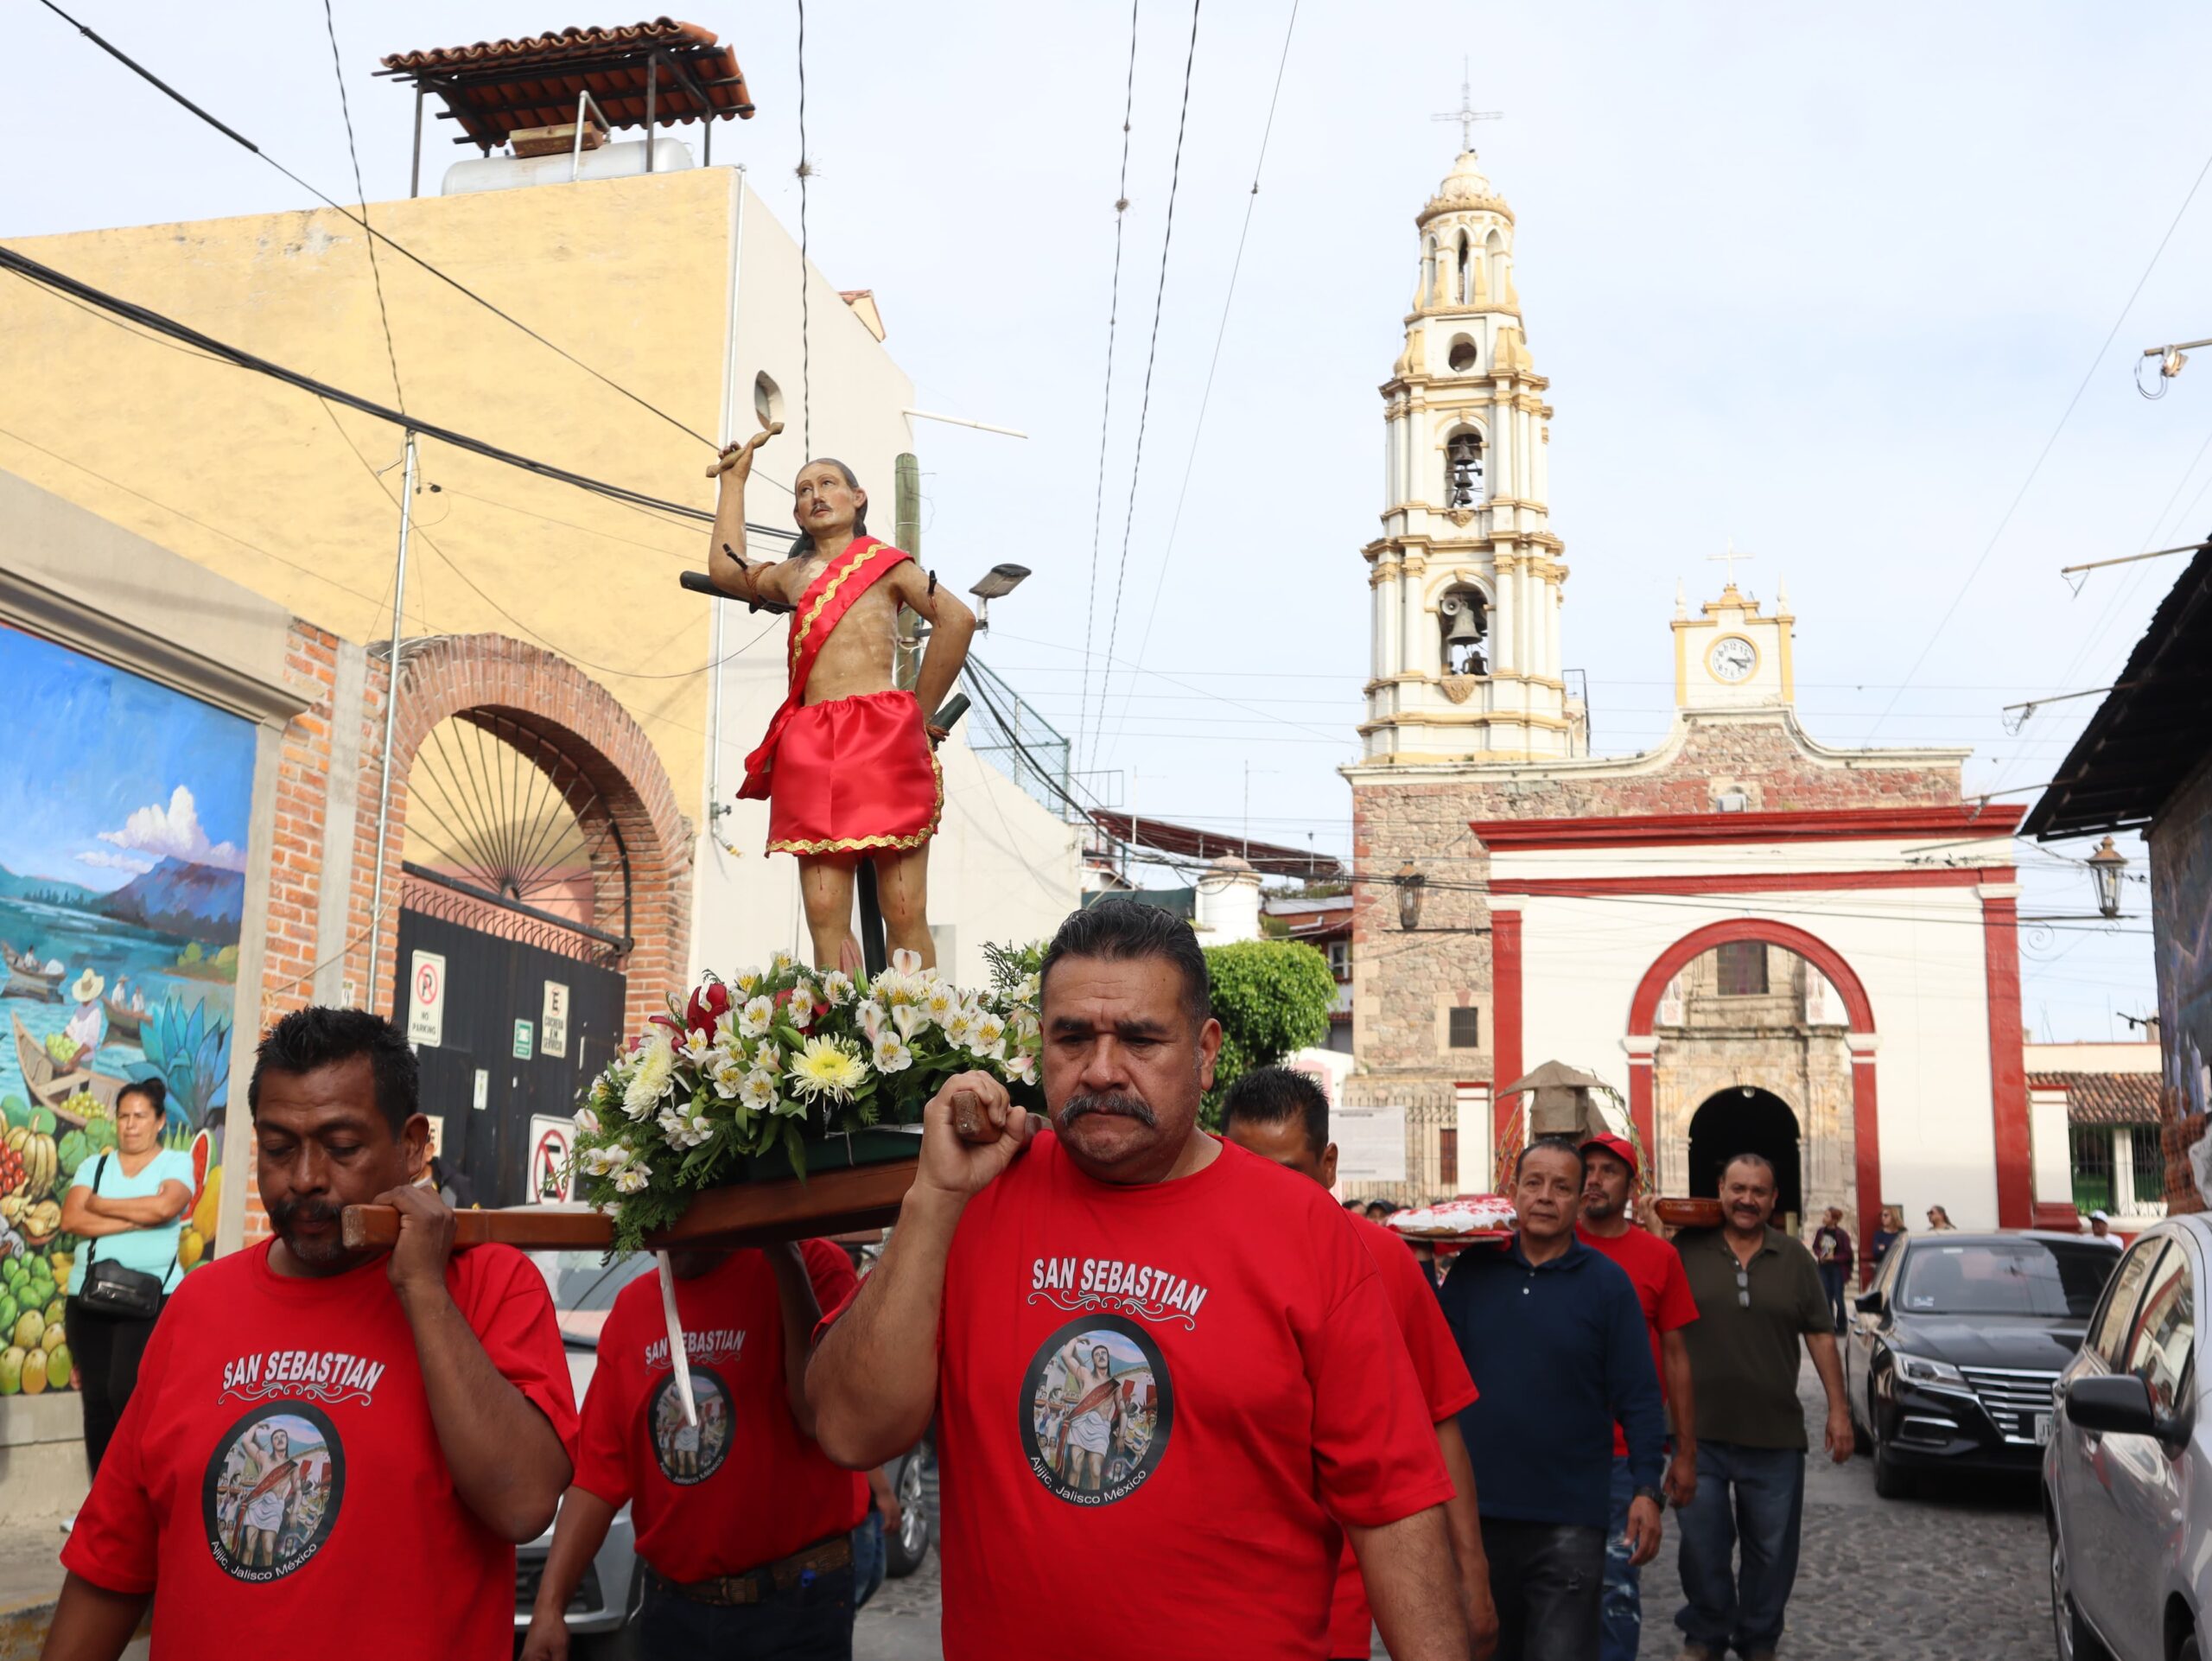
[686,981,733,1036]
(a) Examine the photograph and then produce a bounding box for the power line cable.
[796,0,812,459]
[1861,138,2212,741]
[1092,0,1203,773]
[1077,0,1146,767]
[1105,0,1299,757]
[0,240,714,522]
[319,0,404,413]
[27,0,715,449]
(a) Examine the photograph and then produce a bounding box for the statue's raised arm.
[703,408,785,602]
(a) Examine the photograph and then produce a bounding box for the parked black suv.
[1845,1230,2120,1497]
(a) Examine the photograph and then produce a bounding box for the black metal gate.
[391,870,627,1209]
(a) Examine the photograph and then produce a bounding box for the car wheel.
[2047,1523,2109,1661]
[884,1448,931,1578]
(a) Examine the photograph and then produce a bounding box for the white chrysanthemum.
[820,970,855,1005]
[872,1032,914,1073]
[614,1166,651,1194]
[623,1034,677,1119]
[739,1069,778,1113]
[893,1002,926,1040]
[738,996,776,1039]
[573,1106,601,1136]
[790,1035,869,1104]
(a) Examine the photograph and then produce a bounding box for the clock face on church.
[1707,636,1758,684]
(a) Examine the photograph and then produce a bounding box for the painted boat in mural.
[102,996,146,1042]
[0,943,63,1003]
[8,1012,112,1126]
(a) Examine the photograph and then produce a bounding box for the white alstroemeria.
[872,1032,915,1073]
[614,1165,652,1194]
[584,1142,633,1177]
[820,970,855,1005]
[787,996,815,1033]
[891,947,922,976]
[771,949,795,974]
[734,969,762,996]
[942,1009,977,1048]
[622,1034,676,1119]
[791,978,817,1010]
[738,995,776,1039]
[658,1111,714,1150]
[1011,1007,1041,1042]
[922,982,958,1023]
[709,1053,748,1100]
[1005,1051,1037,1085]
[739,1069,778,1113]
[680,1028,715,1067]
[973,1012,1008,1056]
[573,1105,601,1136]
[892,1002,927,1041]
[857,1001,888,1041]
[754,1041,783,1074]
[1014,972,1041,1006]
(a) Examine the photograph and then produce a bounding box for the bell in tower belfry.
[1355,104,1580,767]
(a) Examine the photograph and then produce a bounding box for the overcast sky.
[12,1,2207,1041]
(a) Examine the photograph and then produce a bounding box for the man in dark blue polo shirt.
[1439,1136,1667,1661]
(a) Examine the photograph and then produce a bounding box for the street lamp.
[1395,862,1427,932]
[2087,836,2128,920]
[968,563,1032,632]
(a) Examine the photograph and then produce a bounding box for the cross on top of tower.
[1432,60,1502,153]
[1707,538,1756,591]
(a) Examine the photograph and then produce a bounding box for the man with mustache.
[808,903,1468,1661]
[703,417,976,971]
[1437,1137,1666,1661]
[46,1008,576,1660]
[1669,1153,1852,1661]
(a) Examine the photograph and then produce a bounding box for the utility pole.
[366,431,418,1012]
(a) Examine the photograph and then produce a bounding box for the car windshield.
[529,1250,655,1347]
[1897,1240,2115,1319]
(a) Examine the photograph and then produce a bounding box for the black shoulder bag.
[77,1153,176,1321]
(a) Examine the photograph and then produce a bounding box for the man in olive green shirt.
[1670,1154,1853,1661]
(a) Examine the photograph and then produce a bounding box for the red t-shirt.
[1576,1221,1700,1455]
[574,1242,868,1581]
[822,1133,1450,1660]
[64,1239,577,1659]
[1327,1213,1479,1658]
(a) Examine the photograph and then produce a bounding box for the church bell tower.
[1358,126,1580,764]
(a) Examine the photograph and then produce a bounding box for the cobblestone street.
[854,1362,2052,1661]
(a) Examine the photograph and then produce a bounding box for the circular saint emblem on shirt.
[1020,1314,1173,1506]
[649,1365,733,1486]
[201,1402,346,1583]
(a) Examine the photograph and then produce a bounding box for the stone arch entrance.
[1688,1087,1802,1227]
[1629,919,1879,1272]
[359,635,694,1204]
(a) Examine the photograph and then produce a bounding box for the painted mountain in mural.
[0,862,99,909]
[97,857,245,944]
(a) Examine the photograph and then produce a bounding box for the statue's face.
[793,462,864,541]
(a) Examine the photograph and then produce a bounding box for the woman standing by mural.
[58,1080,190,1472]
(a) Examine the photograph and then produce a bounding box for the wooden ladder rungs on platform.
[340,1157,919,1253]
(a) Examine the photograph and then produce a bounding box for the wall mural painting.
[0,622,246,1397]
[2158,780,2212,1130]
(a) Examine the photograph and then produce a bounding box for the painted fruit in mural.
[1,1128,57,1201]
[0,1347,21,1395]
[46,1346,68,1391]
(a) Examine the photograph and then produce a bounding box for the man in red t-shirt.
[1222,1066,1497,1661]
[1576,1134,1699,1661]
[807,903,1466,1661]
[519,1240,868,1659]
[48,1008,577,1661]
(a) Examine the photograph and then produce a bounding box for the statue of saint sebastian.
[705,414,976,970]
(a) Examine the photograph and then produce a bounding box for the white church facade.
[1341,145,2032,1251]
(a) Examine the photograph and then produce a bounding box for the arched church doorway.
[1688,1088,1802,1229]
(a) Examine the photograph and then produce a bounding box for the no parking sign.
[406,951,445,1047]
[527,1115,575,1204]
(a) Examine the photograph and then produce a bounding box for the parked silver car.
[2044,1214,2204,1661]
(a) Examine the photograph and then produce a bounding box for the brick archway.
[1627,919,1879,1269]
[361,633,692,1038]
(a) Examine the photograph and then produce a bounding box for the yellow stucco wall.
[1,165,742,814]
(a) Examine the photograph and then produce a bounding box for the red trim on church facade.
[1470,804,2025,851]
[1981,892,2033,1228]
[1492,907,1523,1147]
[1488,867,2011,897]
[1626,919,1885,1276]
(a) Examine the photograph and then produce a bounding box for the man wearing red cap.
[1577,1134,1699,1661]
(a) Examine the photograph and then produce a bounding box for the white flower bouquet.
[570,945,1043,1252]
